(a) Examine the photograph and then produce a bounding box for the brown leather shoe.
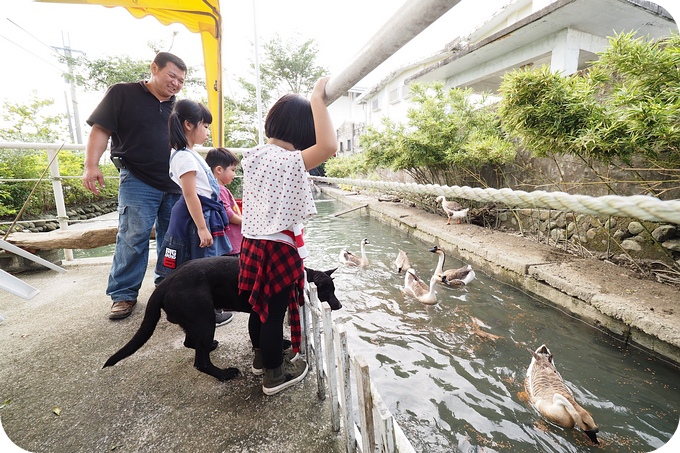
[109,300,137,320]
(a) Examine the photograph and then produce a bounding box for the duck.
[395,249,411,273]
[435,195,469,225]
[525,344,600,444]
[339,238,370,267]
[429,246,475,287]
[402,268,438,304]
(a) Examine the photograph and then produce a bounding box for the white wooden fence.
[300,283,416,453]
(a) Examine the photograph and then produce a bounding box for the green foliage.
[0,95,69,143]
[64,53,203,93]
[224,34,328,147]
[498,31,680,166]
[260,34,327,98]
[359,82,516,184]
[325,153,371,178]
[0,95,118,217]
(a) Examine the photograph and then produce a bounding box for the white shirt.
[169,148,212,198]
[241,143,317,237]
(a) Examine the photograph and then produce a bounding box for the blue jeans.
[106,169,180,302]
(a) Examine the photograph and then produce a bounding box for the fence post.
[334,326,357,452]
[352,354,376,453]
[46,148,72,261]
[322,302,341,432]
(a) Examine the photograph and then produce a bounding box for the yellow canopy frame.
[37,0,224,146]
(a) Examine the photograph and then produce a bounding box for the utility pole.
[53,33,84,144]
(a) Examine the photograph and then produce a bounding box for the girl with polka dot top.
[238,77,337,395]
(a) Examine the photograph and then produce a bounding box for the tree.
[0,95,118,218]
[356,82,516,186]
[498,31,680,166]
[223,34,329,147]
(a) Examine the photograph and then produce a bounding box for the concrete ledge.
[320,185,680,364]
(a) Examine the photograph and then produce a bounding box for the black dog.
[103,255,340,381]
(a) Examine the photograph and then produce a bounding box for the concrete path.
[0,256,344,453]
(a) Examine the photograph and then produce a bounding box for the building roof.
[406,0,676,93]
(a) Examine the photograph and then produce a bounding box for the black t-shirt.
[87,81,181,194]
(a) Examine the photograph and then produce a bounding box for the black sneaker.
[215,310,233,327]
[262,357,308,395]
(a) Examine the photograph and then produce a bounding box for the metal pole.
[324,0,461,105]
[252,0,264,145]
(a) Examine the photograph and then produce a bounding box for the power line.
[0,34,66,75]
[6,18,62,58]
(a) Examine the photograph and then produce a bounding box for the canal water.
[302,194,679,452]
[71,193,679,451]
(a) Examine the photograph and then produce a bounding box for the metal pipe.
[324,0,461,105]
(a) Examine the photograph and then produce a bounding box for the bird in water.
[395,249,410,273]
[525,344,600,445]
[435,195,469,225]
[402,268,438,304]
[339,238,370,267]
[429,246,475,287]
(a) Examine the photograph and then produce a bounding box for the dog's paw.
[218,367,240,381]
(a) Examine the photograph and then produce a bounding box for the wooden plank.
[5,226,117,251]
[330,204,368,217]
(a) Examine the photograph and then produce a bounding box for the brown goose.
[429,246,475,287]
[435,195,469,225]
[402,268,438,305]
[395,249,411,273]
[339,238,369,267]
[525,344,600,444]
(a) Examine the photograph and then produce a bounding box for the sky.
[0,0,514,135]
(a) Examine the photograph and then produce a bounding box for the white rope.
[313,177,680,225]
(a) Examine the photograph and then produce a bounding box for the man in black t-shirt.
[82,52,186,320]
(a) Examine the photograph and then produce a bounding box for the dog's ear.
[325,268,337,277]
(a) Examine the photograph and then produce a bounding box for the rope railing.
[312,177,680,225]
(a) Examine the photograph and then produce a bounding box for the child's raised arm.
[301,76,337,170]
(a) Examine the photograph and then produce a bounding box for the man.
[82,52,186,320]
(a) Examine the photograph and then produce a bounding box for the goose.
[525,344,600,444]
[429,246,475,287]
[395,249,411,273]
[435,195,469,225]
[339,238,369,267]
[402,268,438,304]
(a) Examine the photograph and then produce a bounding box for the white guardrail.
[301,283,416,453]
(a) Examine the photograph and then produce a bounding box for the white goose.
[402,268,438,304]
[525,344,600,444]
[395,249,411,273]
[339,238,369,267]
[435,195,469,225]
[429,246,475,287]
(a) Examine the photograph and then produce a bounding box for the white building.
[335,0,675,154]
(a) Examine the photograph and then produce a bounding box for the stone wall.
[496,208,680,267]
[0,199,118,236]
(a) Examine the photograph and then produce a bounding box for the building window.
[339,142,343,152]
[401,84,411,99]
[347,139,352,151]
[371,98,382,111]
[389,88,400,104]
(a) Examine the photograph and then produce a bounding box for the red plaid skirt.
[238,238,305,352]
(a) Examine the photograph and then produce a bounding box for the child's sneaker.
[262,357,308,395]
[252,346,299,376]
[215,310,233,327]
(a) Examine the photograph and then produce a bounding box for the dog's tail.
[103,288,164,369]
